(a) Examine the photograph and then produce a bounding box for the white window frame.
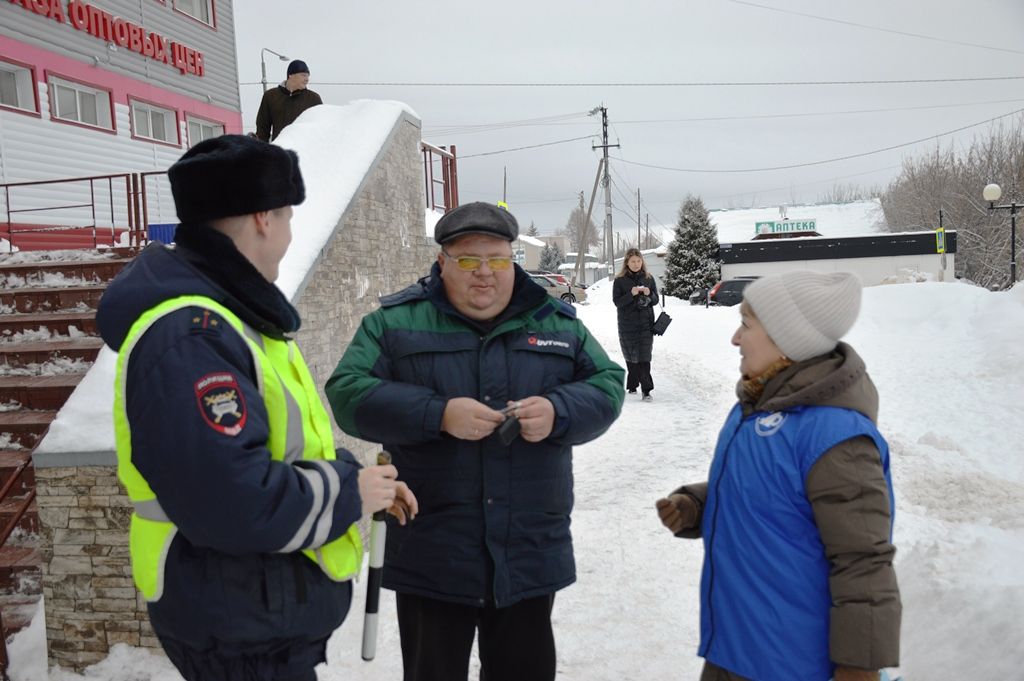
[186,115,224,147]
[48,75,113,130]
[173,0,214,26]
[0,59,37,114]
[131,99,179,145]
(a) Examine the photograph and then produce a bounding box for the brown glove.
[655,493,698,534]
[833,667,880,681]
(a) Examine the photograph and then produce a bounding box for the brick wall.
[293,113,436,462]
[35,465,156,669]
[33,111,437,671]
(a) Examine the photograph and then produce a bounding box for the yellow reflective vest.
[114,295,362,601]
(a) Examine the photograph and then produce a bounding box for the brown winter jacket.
[254,85,323,141]
[672,342,901,675]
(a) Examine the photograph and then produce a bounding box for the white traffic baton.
[361,451,390,662]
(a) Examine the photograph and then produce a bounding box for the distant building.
[720,231,957,285]
[537,234,570,255]
[512,233,545,270]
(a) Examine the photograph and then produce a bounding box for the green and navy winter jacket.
[326,263,625,607]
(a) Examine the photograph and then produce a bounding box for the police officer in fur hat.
[255,59,322,141]
[97,134,417,681]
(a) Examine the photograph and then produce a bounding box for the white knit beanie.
[742,271,862,361]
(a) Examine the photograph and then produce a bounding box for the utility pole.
[636,189,641,248]
[592,106,619,279]
[574,158,605,286]
[503,166,507,204]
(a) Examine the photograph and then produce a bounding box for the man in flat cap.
[255,58,322,141]
[97,134,416,681]
[326,202,624,681]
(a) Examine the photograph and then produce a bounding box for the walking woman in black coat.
[613,248,659,401]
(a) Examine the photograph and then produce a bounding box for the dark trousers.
[396,592,556,681]
[625,361,654,395]
[157,633,322,681]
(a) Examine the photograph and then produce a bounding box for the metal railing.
[0,171,169,252]
[422,142,458,214]
[0,457,36,681]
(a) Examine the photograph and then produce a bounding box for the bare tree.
[564,206,600,254]
[879,117,1024,289]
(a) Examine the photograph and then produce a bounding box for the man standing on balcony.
[255,59,323,142]
[97,135,416,681]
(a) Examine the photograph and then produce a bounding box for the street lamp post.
[983,183,1018,288]
[260,48,289,92]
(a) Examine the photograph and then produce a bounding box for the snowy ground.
[10,277,1024,681]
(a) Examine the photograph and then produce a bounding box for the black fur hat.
[169,135,305,223]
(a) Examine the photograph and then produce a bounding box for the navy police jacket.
[326,263,625,607]
[96,226,362,661]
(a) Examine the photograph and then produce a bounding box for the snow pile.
[0,357,90,377]
[0,273,99,290]
[11,277,1023,681]
[0,326,86,344]
[0,250,118,265]
[272,101,419,300]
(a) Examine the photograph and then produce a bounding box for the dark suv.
[708,277,759,307]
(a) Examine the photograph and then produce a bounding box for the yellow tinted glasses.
[443,250,514,272]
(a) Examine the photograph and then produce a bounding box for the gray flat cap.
[434,202,519,244]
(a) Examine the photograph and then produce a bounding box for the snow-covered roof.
[516,234,545,248]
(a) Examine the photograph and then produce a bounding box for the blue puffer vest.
[699,404,893,681]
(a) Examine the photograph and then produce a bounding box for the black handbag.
[652,310,672,336]
[652,284,672,336]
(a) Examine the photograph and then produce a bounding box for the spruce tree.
[526,221,540,237]
[663,195,721,298]
[539,244,563,271]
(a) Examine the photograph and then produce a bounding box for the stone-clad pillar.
[33,463,160,671]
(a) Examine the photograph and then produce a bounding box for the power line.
[727,0,1024,57]
[458,135,596,158]
[422,99,1024,134]
[703,165,903,203]
[424,111,592,135]
[612,106,1024,173]
[611,98,1024,125]
[241,75,1024,87]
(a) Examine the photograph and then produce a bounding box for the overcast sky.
[234,0,1024,236]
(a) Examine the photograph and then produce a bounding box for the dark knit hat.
[434,202,519,245]
[169,134,305,223]
[287,59,309,76]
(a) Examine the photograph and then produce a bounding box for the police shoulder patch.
[194,372,247,436]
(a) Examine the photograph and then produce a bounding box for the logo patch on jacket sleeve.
[194,373,247,436]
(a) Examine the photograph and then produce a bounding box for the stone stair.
[0,248,134,641]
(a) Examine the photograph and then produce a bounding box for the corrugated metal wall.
[1,0,240,111]
[0,0,242,228]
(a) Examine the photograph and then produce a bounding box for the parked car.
[708,276,759,307]
[527,269,569,285]
[529,275,588,304]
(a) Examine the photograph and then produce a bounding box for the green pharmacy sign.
[755,219,817,235]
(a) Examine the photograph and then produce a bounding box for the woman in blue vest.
[655,271,900,681]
